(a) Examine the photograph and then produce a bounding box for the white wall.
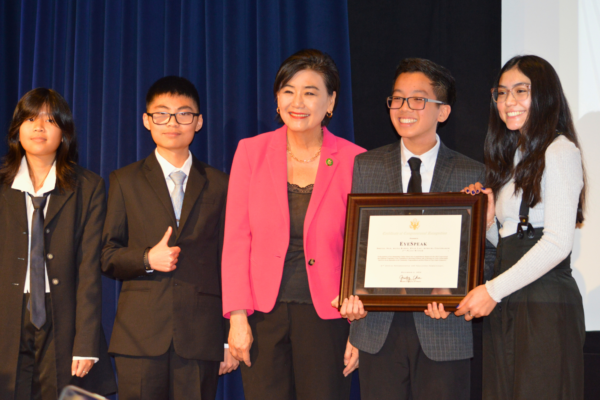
[502,0,600,330]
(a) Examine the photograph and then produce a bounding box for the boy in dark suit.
[341,59,486,400]
[101,76,237,400]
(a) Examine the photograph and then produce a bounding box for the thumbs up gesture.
[148,226,181,272]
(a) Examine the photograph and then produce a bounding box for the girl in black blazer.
[0,88,116,399]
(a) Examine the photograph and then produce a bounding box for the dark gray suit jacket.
[349,140,485,362]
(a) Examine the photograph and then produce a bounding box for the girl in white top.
[457,55,586,400]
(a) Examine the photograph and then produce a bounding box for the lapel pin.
[326,158,333,166]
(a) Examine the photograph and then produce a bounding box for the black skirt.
[483,229,585,400]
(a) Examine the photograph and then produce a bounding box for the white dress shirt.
[155,148,192,193]
[11,156,55,294]
[400,134,440,193]
[11,156,97,362]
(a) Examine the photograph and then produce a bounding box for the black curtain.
[0,1,356,398]
[348,0,502,163]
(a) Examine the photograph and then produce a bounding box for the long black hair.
[484,55,586,223]
[0,88,78,191]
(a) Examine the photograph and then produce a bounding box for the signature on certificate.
[399,275,422,283]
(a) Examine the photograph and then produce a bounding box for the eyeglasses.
[146,112,200,125]
[491,84,530,103]
[387,96,446,110]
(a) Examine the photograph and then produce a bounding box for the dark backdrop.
[348,0,502,162]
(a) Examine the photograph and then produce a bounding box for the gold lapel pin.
[326,158,333,166]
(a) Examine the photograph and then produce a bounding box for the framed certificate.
[338,193,487,312]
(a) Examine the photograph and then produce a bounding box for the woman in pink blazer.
[222,49,365,400]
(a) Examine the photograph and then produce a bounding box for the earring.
[61,137,64,143]
[326,111,333,118]
[276,107,280,114]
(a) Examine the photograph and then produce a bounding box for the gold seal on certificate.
[338,193,487,311]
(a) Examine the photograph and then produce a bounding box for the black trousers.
[15,294,58,400]
[359,312,470,400]
[241,302,352,400]
[114,343,220,400]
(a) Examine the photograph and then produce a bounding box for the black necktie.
[29,193,49,329]
[407,157,422,193]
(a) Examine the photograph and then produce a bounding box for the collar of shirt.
[400,134,440,171]
[399,134,440,193]
[154,148,193,184]
[11,156,57,195]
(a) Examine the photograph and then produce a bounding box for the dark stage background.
[348,0,501,161]
[1,0,598,399]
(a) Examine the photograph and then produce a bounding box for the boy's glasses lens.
[151,113,195,125]
[386,97,426,110]
[152,113,170,124]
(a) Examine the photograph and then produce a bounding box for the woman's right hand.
[228,310,253,367]
[462,182,495,229]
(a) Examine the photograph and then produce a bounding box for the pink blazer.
[222,126,365,320]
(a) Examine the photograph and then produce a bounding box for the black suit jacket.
[101,152,228,362]
[0,165,116,398]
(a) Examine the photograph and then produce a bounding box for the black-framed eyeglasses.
[146,112,200,125]
[491,84,530,103]
[386,96,446,110]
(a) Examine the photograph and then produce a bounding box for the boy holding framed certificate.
[341,58,484,400]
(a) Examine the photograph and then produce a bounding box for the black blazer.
[0,165,116,398]
[101,152,229,362]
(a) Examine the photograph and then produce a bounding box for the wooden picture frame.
[339,192,487,312]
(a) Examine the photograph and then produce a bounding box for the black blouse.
[277,182,313,304]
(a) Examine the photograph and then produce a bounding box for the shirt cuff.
[224,343,229,348]
[485,280,502,303]
[73,356,99,364]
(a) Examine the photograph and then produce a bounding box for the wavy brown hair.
[0,88,78,191]
[484,55,586,223]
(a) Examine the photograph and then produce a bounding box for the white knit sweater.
[485,135,583,302]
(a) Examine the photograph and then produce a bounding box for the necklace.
[287,129,323,163]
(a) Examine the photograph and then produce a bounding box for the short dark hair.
[392,58,456,106]
[146,76,201,111]
[273,49,340,127]
[0,88,78,191]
